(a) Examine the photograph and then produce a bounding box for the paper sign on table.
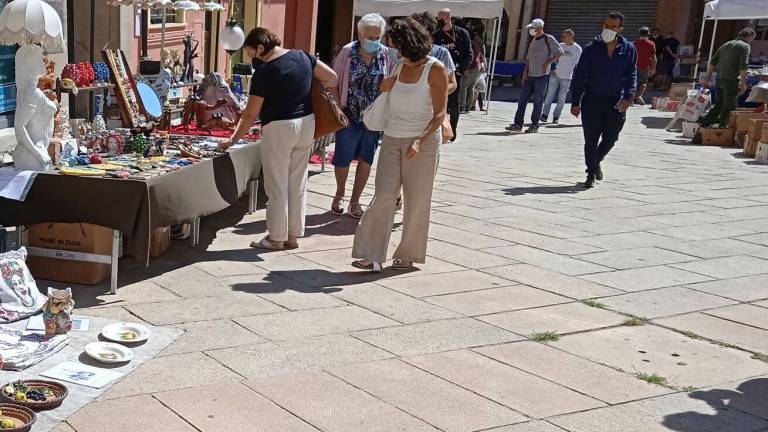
[27,315,90,332]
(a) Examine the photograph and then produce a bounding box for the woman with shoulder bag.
[351,18,449,272]
[220,27,337,250]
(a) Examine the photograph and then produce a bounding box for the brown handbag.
[311,79,349,139]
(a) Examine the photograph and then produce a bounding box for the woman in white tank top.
[352,18,450,272]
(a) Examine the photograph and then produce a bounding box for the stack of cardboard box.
[730,111,765,148]
[756,123,768,164]
[745,118,768,156]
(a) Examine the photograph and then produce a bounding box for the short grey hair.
[357,13,386,34]
[563,29,575,37]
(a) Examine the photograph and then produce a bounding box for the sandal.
[395,196,403,211]
[250,236,284,250]
[284,239,299,250]
[331,196,345,215]
[352,259,383,273]
[347,203,364,219]
[392,259,414,270]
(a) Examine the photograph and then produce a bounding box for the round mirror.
[136,81,163,119]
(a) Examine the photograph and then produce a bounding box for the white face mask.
[529,28,537,37]
[602,28,617,43]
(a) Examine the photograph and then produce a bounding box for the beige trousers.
[261,114,316,242]
[352,132,440,264]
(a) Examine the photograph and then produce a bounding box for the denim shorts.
[332,120,381,167]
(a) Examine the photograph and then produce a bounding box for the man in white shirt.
[541,29,582,124]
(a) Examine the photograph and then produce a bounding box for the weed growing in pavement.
[623,316,649,326]
[530,331,560,343]
[582,299,607,309]
[637,372,668,386]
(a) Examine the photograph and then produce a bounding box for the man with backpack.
[506,18,563,134]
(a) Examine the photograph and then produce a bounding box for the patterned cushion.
[0,248,46,322]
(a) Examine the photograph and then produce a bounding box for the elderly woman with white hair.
[330,13,394,218]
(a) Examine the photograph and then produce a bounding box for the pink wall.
[261,0,318,52]
[128,9,208,75]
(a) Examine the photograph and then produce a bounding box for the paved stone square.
[57,101,768,431]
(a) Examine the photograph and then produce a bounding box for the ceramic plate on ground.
[101,322,151,343]
[84,342,134,364]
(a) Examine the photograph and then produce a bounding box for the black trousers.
[447,73,462,136]
[581,96,626,175]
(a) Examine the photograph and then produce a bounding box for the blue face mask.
[363,39,381,53]
[388,47,400,63]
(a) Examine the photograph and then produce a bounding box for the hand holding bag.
[306,51,349,139]
[363,64,403,132]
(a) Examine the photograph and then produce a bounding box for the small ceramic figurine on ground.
[42,288,74,336]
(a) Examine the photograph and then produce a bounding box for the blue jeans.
[581,95,626,175]
[542,75,571,120]
[514,75,549,127]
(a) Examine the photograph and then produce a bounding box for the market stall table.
[0,141,261,293]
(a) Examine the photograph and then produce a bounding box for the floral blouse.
[345,41,387,122]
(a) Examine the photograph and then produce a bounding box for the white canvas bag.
[363,64,403,131]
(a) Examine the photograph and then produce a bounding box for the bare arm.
[419,63,449,142]
[447,72,457,94]
[314,59,337,89]
[225,95,263,147]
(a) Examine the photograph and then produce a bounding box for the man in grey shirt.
[506,18,563,133]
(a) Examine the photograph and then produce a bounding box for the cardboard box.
[734,112,766,132]
[735,131,748,148]
[747,118,768,141]
[728,109,758,128]
[682,121,700,139]
[124,226,170,259]
[756,142,768,164]
[26,223,113,285]
[744,136,759,156]
[47,139,61,165]
[701,128,734,146]
[668,83,691,100]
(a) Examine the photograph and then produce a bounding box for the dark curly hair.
[386,18,432,63]
[410,11,438,34]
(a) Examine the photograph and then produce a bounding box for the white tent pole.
[486,16,502,115]
[692,12,707,87]
[707,18,719,75]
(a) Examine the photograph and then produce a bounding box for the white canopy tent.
[352,0,504,114]
[695,0,768,82]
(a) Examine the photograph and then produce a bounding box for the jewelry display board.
[102,49,148,128]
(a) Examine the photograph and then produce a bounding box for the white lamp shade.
[172,0,200,10]
[220,23,245,51]
[0,0,63,49]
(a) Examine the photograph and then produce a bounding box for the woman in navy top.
[222,27,337,250]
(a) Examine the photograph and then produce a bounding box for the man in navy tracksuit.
[570,12,637,188]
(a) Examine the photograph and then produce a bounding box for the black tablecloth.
[0,142,261,265]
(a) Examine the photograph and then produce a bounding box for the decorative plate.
[101,322,151,343]
[84,342,134,364]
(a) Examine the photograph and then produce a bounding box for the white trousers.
[260,114,316,242]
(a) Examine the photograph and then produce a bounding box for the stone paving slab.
[351,317,521,357]
[484,245,611,276]
[126,293,286,325]
[598,286,736,319]
[683,275,768,302]
[329,358,527,431]
[550,392,768,432]
[331,283,462,323]
[704,304,768,330]
[377,269,515,297]
[555,325,768,389]
[478,302,625,336]
[655,238,768,259]
[476,341,671,404]
[483,264,623,299]
[159,319,268,357]
[424,285,571,316]
[577,247,698,270]
[207,334,394,379]
[688,377,768,421]
[406,349,605,418]
[233,305,398,341]
[582,266,711,292]
[486,421,568,432]
[655,313,768,354]
[671,256,768,279]
[244,371,439,431]
[68,395,198,432]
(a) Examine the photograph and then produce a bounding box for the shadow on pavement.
[473,131,511,136]
[503,184,584,196]
[543,124,582,129]
[731,152,752,159]
[641,116,674,129]
[232,211,359,237]
[662,378,768,431]
[664,138,697,146]
[232,267,411,293]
